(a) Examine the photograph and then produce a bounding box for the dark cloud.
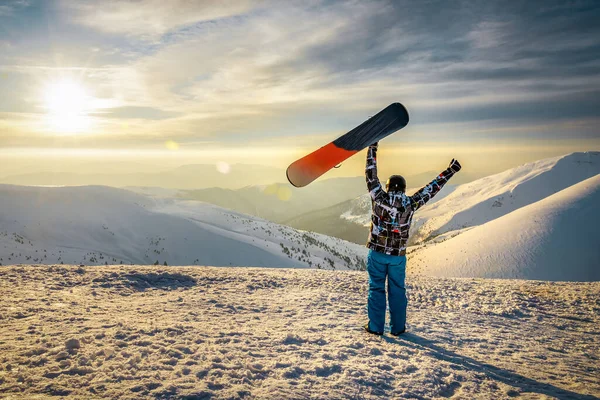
[312,1,600,73]
[278,0,600,131]
[412,90,600,131]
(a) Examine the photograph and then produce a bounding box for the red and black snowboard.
[286,103,409,187]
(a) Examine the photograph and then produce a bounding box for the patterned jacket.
[366,143,456,256]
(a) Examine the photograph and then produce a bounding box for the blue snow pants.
[367,249,407,334]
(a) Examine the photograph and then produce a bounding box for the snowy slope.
[410,174,600,281]
[0,265,598,399]
[411,152,600,243]
[0,185,367,269]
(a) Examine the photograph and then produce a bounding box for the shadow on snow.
[386,333,597,400]
[94,271,197,291]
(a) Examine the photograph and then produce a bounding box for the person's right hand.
[449,159,461,172]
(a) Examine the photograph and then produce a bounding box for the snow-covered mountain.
[411,152,600,243]
[0,185,367,270]
[410,174,600,281]
[3,152,599,281]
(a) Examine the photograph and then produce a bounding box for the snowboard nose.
[286,143,357,187]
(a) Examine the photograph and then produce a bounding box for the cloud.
[122,0,599,140]
[61,0,267,39]
[467,21,511,49]
[91,2,434,134]
[101,106,180,120]
[2,0,599,150]
[0,0,30,17]
[0,6,12,17]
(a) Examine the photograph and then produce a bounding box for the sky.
[0,0,599,182]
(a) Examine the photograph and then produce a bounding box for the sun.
[43,79,92,134]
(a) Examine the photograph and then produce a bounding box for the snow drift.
[410,174,600,281]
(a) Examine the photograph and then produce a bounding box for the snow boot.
[364,323,383,336]
[390,327,406,336]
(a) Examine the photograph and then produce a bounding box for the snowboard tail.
[287,103,409,187]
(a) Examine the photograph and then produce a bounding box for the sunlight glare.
[43,79,92,134]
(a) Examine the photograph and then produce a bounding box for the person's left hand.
[449,159,461,172]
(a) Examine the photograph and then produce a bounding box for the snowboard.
[286,103,409,187]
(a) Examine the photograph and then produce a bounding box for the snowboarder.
[364,142,461,336]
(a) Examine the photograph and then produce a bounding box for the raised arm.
[365,142,386,202]
[410,159,461,211]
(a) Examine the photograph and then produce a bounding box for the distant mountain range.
[0,163,285,190]
[175,172,465,225]
[178,177,366,223]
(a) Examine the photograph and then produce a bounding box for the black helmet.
[386,175,406,192]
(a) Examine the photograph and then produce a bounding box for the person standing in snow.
[364,142,461,336]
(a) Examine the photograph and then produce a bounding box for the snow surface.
[0,185,367,270]
[0,265,598,399]
[411,152,600,243]
[409,174,600,281]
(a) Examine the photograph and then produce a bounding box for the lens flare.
[165,140,179,150]
[263,184,292,201]
[277,186,292,201]
[216,161,231,174]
